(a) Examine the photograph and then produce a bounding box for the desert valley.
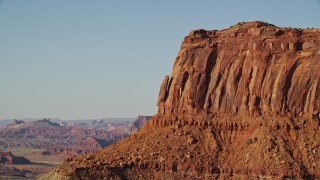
[1,1,320,180]
[0,116,151,179]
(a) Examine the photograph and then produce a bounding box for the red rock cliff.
[156,21,320,126]
[46,21,320,180]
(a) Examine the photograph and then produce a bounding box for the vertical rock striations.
[46,21,320,180]
[154,21,320,126]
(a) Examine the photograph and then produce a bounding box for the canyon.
[0,116,150,179]
[0,117,149,157]
[43,21,320,179]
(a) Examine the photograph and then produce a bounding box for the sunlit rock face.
[44,22,320,180]
[156,21,320,122]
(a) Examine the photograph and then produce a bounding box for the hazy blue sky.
[1,0,319,120]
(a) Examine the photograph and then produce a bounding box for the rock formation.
[155,21,320,125]
[7,119,25,126]
[128,115,152,132]
[0,151,31,164]
[0,165,32,178]
[43,137,110,157]
[42,21,320,179]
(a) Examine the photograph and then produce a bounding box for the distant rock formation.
[1,119,68,138]
[0,165,32,178]
[7,119,25,126]
[42,137,113,157]
[0,151,31,164]
[77,137,106,149]
[0,118,141,158]
[128,115,152,132]
[41,116,152,157]
[43,22,320,179]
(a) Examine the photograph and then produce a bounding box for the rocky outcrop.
[42,148,95,157]
[128,115,152,132]
[43,21,320,179]
[76,137,108,149]
[155,21,320,125]
[42,137,111,157]
[0,151,31,164]
[0,165,32,178]
[0,119,69,138]
[7,119,25,126]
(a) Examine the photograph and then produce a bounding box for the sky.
[0,0,319,120]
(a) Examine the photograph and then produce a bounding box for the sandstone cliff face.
[44,22,320,180]
[156,21,320,125]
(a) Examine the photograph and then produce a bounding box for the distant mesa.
[0,151,31,165]
[77,137,107,149]
[1,118,69,138]
[0,116,152,158]
[7,119,25,126]
[0,116,153,178]
[34,119,61,127]
[7,118,60,128]
[42,137,111,157]
[128,115,152,132]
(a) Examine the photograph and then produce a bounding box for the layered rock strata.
[43,21,320,179]
[155,21,320,127]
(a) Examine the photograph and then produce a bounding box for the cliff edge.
[154,21,320,127]
[42,21,320,179]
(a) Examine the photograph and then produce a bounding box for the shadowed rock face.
[0,151,31,164]
[44,21,320,180]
